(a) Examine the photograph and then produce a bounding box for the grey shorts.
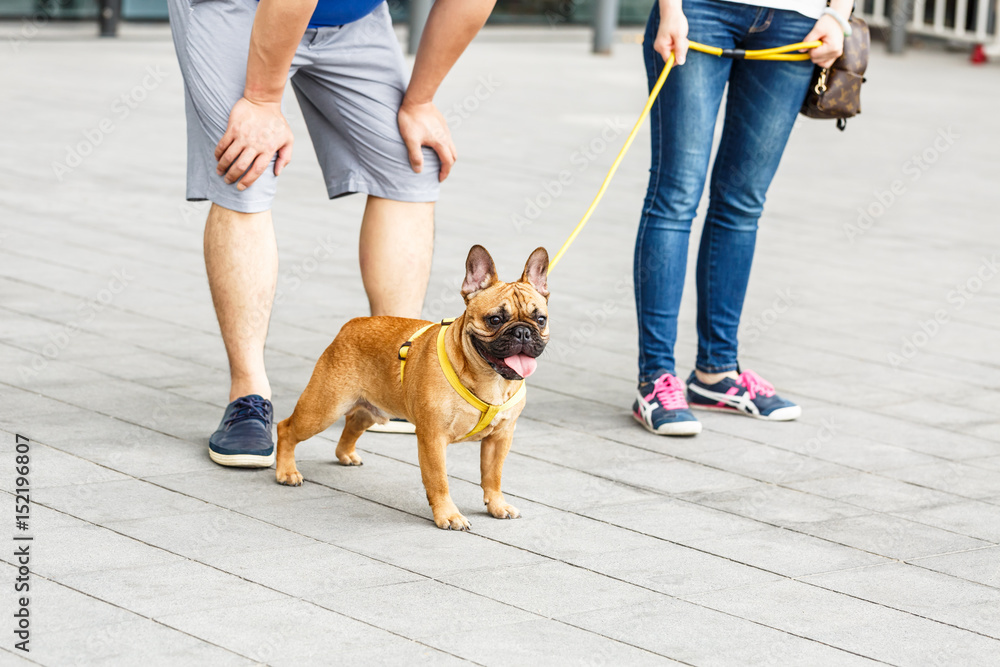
[167,0,440,213]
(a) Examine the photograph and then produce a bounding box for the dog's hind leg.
[336,407,377,466]
[276,371,357,486]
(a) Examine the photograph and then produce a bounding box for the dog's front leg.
[480,428,520,520]
[417,433,470,531]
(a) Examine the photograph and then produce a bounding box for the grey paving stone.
[802,563,1000,639]
[599,456,761,496]
[424,617,678,666]
[144,466,338,509]
[786,513,990,560]
[203,542,423,601]
[485,454,662,512]
[893,500,1000,542]
[785,472,966,513]
[28,618,257,667]
[235,489,432,542]
[909,547,1000,588]
[885,461,1000,500]
[31,523,182,578]
[320,579,537,638]
[569,543,782,598]
[0,562,133,634]
[679,442,855,484]
[58,559,287,618]
[104,508,317,560]
[687,526,890,578]
[469,508,658,560]
[562,597,881,666]
[680,484,870,526]
[441,560,664,618]
[4,403,221,478]
[685,579,1000,666]
[0,648,36,666]
[0,441,128,492]
[773,433,943,472]
[581,496,768,544]
[337,526,547,579]
[159,597,448,666]
[38,478,213,524]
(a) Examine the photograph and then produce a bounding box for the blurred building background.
[0,0,654,24]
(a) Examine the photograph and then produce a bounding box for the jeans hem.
[695,362,739,373]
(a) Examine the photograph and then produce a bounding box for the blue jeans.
[634,0,815,382]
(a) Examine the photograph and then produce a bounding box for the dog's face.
[460,245,549,381]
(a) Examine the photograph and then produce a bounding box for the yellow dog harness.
[399,318,527,439]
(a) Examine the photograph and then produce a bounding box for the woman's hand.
[654,0,689,65]
[803,15,845,68]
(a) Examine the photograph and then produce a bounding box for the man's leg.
[359,197,434,319]
[204,204,278,402]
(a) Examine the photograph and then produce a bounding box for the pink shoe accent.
[737,370,776,400]
[646,373,689,410]
[717,386,740,407]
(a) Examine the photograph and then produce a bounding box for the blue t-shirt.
[308,0,385,27]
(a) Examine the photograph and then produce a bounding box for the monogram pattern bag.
[800,15,870,130]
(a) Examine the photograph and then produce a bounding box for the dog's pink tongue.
[504,354,537,378]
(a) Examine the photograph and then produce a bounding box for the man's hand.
[398,99,457,182]
[214,97,294,191]
[654,1,689,65]
[803,15,845,68]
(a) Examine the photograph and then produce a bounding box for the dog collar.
[399,318,526,439]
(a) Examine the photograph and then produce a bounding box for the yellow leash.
[547,39,821,273]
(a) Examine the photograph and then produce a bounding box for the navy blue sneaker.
[367,417,416,434]
[632,372,702,436]
[686,370,801,421]
[209,394,275,467]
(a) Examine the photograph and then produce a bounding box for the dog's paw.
[487,501,521,520]
[434,511,471,531]
[336,451,363,466]
[275,468,303,486]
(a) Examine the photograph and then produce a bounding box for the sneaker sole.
[367,420,417,434]
[209,450,276,468]
[633,411,702,436]
[690,403,802,422]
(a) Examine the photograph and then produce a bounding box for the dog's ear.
[520,247,549,300]
[462,245,499,303]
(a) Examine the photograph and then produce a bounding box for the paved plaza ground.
[1,20,999,666]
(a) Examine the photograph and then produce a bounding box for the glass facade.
[0,0,654,25]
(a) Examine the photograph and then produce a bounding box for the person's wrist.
[401,94,434,110]
[242,87,283,106]
[821,7,852,36]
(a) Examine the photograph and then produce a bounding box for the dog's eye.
[537,316,547,327]
[487,315,503,327]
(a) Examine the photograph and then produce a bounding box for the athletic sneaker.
[632,372,702,436]
[209,394,275,467]
[367,418,417,434]
[686,370,801,421]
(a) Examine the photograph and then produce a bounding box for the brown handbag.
[800,15,870,130]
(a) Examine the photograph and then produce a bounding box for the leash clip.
[814,68,829,95]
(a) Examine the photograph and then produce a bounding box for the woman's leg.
[694,7,816,374]
[635,0,736,383]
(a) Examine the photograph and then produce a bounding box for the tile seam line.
[515,417,999,546]
[18,496,675,666]
[130,474,885,666]
[0,507,486,667]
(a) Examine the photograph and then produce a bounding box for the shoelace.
[652,373,689,410]
[224,395,272,428]
[737,370,776,400]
